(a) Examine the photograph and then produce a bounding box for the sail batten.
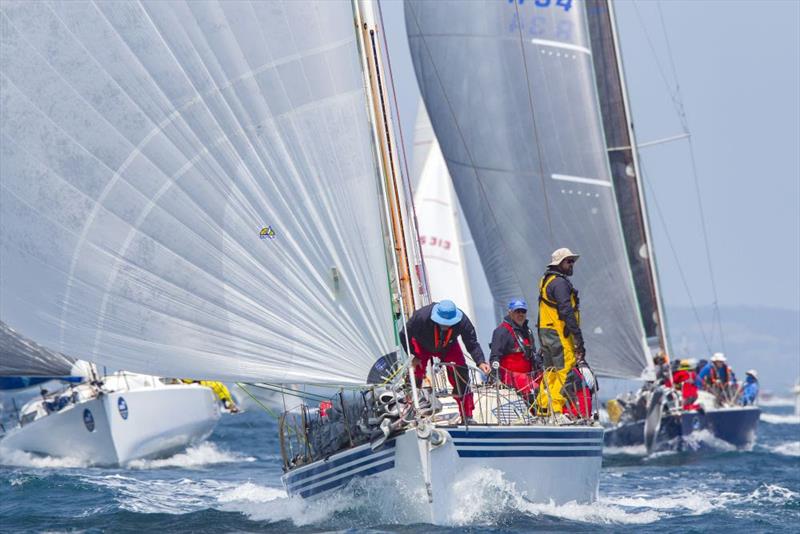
[1,0,397,384]
[406,0,650,379]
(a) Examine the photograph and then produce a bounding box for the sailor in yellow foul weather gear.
[181,379,239,412]
[536,248,586,416]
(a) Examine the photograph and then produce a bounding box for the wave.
[768,441,800,457]
[760,413,800,425]
[758,397,797,407]
[127,442,256,469]
[0,445,89,469]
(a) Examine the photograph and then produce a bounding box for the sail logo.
[259,226,276,240]
[118,397,129,420]
[83,409,95,432]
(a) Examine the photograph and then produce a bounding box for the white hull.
[283,424,603,524]
[1,384,220,465]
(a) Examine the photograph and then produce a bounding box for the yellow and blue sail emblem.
[259,225,276,240]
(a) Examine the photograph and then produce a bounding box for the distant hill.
[665,306,799,393]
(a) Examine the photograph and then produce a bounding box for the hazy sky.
[380,0,800,313]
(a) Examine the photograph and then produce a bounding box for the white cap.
[746,369,758,380]
[548,247,580,267]
[711,352,727,363]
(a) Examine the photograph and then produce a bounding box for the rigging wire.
[631,0,727,351]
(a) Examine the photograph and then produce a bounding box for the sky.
[379,0,800,314]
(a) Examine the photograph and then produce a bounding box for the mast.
[354,0,423,319]
[587,0,671,360]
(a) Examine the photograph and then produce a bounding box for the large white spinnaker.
[405,0,650,379]
[0,321,75,377]
[0,1,398,385]
[412,106,475,321]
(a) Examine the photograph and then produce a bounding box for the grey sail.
[0,0,397,385]
[585,0,668,355]
[405,0,649,378]
[0,321,75,377]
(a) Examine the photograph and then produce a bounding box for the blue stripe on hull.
[453,440,602,447]
[297,460,396,498]
[457,449,602,458]
[287,450,393,493]
[285,440,396,484]
[448,430,602,439]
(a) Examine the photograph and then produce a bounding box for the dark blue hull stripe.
[285,440,396,484]
[454,440,602,447]
[287,450,393,493]
[457,449,602,458]
[448,430,602,439]
[297,460,396,498]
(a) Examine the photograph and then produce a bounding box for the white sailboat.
[0,0,601,523]
[0,322,223,466]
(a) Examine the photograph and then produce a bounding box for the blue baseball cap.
[507,298,528,312]
[431,300,463,326]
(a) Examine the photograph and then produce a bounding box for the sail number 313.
[508,0,573,11]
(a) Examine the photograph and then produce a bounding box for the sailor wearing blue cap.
[489,298,538,400]
[399,300,489,424]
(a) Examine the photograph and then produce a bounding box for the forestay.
[0,0,396,384]
[405,0,649,378]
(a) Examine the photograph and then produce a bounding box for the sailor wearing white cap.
[536,248,585,416]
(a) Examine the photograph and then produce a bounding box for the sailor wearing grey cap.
[489,299,539,400]
[536,248,585,416]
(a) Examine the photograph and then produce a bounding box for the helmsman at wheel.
[399,300,490,423]
[536,248,586,416]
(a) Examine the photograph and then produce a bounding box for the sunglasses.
[511,309,527,313]
[565,259,576,265]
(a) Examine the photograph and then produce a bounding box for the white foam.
[758,397,796,407]
[769,441,800,457]
[603,444,648,456]
[760,413,800,425]
[681,429,737,452]
[0,445,89,468]
[127,442,256,469]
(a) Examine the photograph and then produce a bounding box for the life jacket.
[432,326,454,354]
[500,320,534,360]
[708,364,730,385]
[673,369,699,408]
[538,271,580,335]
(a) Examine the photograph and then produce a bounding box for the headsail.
[0,1,397,384]
[586,0,669,357]
[412,104,475,321]
[406,0,650,378]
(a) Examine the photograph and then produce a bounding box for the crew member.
[653,352,672,388]
[672,359,699,410]
[399,300,489,423]
[489,298,539,400]
[696,352,736,390]
[739,369,759,406]
[536,248,585,418]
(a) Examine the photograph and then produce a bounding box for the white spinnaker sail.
[412,107,475,321]
[406,0,650,379]
[0,0,396,384]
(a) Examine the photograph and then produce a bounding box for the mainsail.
[586,0,669,356]
[0,0,398,384]
[406,0,650,378]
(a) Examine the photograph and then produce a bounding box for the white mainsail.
[0,0,398,385]
[412,106,474,321]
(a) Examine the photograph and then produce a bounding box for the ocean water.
[1,403,798,532]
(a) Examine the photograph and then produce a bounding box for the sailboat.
[1,0,600,523]
[0,322,223,466]
[584,0,759,452]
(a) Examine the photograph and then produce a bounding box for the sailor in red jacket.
[489,299,539,400]
[672,359,700,410]
[399,300,489,423]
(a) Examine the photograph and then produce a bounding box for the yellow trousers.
[536,328,576,414]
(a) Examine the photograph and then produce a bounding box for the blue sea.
[2,401,798,532]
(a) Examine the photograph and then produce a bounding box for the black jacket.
[541,269,584,350]
[489,315,536,365]
[398,303,485,365]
